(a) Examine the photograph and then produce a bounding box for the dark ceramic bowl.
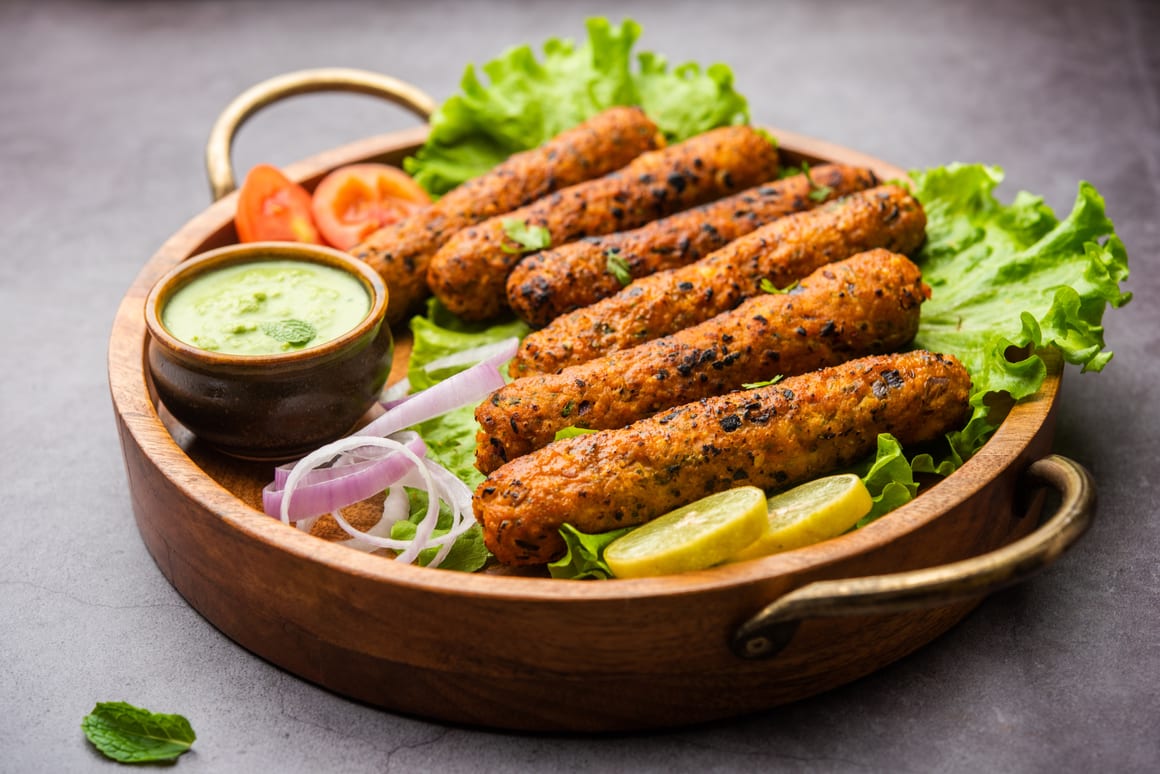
[144,241,393,460]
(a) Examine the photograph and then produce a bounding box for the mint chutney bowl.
[144,241,393,460]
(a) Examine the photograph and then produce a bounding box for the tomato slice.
[311,163,431,250]
[235,164,323,244]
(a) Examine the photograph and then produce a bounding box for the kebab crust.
[474,350,971,566]
[426,125,781,321]
[511,184,926,377]
[351,106,663,324]
[476,249,929,474]
[506,164,879,328]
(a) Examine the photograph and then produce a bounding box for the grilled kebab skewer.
[505,164,879,328]
[426,125,781,321]
[511,184,926,376]
[476,249,929,474]
[352,106,664,324]
[474,350,971,566]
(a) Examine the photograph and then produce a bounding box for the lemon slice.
[729,474,872,562]
[605,487,768,578]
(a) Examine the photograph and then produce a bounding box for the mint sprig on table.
[81,701,196,764]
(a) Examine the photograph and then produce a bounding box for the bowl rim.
[108,125,1063,605]
[144,240,389,369]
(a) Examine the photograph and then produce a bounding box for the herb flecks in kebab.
[512,184,927,376]
[476,249,929,473]
[352,106,663,324]
[475,349,971,566]
[505,164,879,328]
[425,125,780,321]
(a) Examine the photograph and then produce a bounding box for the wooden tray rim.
[108,125,1063,604]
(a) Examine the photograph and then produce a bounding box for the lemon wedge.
[729,474,872,562]
[605,486,768,578]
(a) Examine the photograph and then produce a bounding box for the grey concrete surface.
[2,0,1157,771]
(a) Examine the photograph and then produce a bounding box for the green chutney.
[163,259,371,355]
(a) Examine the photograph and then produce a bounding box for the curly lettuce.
[541,165,1133,571]
[404,17,750,195]
[389,21,1132,571]
[857,164,1131,519]
[406,166,1132,572]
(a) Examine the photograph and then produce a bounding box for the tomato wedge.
[311,163,431,250]
[235,164,323,244]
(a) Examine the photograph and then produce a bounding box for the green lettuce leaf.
[406,299,529,487]
[389,489,490,572]
[858,163,1131,507]
[404,17,749,195]
[399,301,532,567]
[407,298,530,394]
[857,434,920,526]
[913,163,1130,396]
[548,524,633,580]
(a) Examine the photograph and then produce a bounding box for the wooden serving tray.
[108,72,1094,732]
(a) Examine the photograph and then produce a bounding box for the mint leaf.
[501,218,552,254]
[548,523,633,579]
[799,160,833,202]
[605,251,632,286]
[81,702,196,764]
[260,319,316,346]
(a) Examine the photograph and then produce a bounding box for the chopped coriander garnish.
[801,160,834,202]
[760,278,799,294]
[501,218,552,254]
[742,375,785,389]
[554,426,598,441]
[605,251,632,286]
[808,185,834,202]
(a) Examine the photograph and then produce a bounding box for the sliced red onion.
[264,433,427,521]
[271,432,422,488]
[342,487,410,552]
[261,337,515,567]
[275,435,477,568]
[357,343,515,438]
[327,459,477,567]
[380,378,412,406]
[420,337,522,375]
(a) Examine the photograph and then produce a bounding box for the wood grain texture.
[108,127,1064,732]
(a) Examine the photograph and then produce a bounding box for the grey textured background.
[2,0,1158,771]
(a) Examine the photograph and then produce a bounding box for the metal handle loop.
[205,67,437,201]
[732,454,1095,659]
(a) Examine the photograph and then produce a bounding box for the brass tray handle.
[205,67,438,201]
[732,454,1095,659]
